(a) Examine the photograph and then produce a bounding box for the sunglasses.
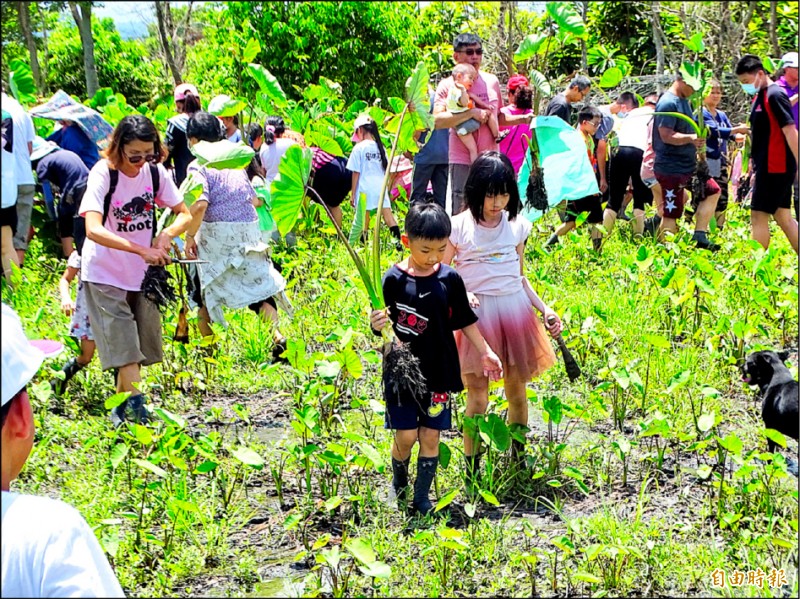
[458,47,483,56]
[125,152,159,165]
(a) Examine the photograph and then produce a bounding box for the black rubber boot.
[692,230,720,252]
[51,357,84,396]
[644,215,662,237]
[126,394,151,425]
[389,226,403,252]
[545,233,559,248]
[412,456,439,516]
[391,456,411,510]
[592,236,602,253]
[110,399,128,428]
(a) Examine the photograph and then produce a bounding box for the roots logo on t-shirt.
[112,190,155,232]
[396,302,429,337]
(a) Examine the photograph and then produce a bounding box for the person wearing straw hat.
[1,303,125,598]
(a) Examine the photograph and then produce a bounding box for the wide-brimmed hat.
[2,304,63,406]
[30,136,59,162]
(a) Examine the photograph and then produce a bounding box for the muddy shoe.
[126,394,152,425]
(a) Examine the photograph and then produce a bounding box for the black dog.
[741,350,799,453]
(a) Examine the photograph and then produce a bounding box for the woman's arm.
[183,201,208,259]
[58,267,78,315]
[153,201,193,253]
[85,211,169,265]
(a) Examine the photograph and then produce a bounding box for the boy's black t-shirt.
[381,263,478,393]
[749,83,797,175]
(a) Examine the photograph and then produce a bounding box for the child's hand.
[542,307,563,337]
[467,292,480,309]
[481,349,503,382]
[370,308,389,332]
[61,298,75,317]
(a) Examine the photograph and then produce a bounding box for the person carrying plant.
[684,80,749,230]
[369,202,503,516]
[182,111,293,360]
[78,114,192,427]
[442,152,562,487]
[652,72,721,250]
[347,114,402,250]
[544,105,606,252]
[1,303,125,597]
[735,54,799,254]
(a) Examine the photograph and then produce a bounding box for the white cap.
[353,113,374,130]
[2,304,63,406]
[781,52,798,68]
[30,136,59,162]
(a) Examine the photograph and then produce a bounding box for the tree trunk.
[651,1,665,91]
[68,1,99,98]
[36,1,50,94]
[155,1,182,85]
[17,1,43,91]
[580,0,588,73]
[769,1,780,57]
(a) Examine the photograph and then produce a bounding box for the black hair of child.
[245,122,263,147]
[356,119,388,171]
[578,104,602,124]
[186,111,225,143]
[735,54,764,75]
[464,150,522,222]
[264,116,286,146]
[405,201,451,241]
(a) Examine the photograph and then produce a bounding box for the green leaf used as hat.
[207,94,247,117]
[190,139,255,170]
[679,61,704,95]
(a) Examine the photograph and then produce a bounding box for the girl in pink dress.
[443,151,563,479]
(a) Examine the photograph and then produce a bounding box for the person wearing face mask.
[652,72,722,250]
[775,52,798,219]
[735,54,799,254]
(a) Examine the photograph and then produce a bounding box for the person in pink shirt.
[498,75,534,174]
[434,34,531,215]
[79,115,192,426]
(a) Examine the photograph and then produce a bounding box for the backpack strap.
[101,168,119,225]
[149,164,160,241]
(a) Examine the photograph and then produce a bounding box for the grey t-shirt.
[653,91,697,175]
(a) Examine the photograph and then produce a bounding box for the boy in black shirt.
[736,55,799,254]
[370,202,502,516]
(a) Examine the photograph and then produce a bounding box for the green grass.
[2,201,798,597]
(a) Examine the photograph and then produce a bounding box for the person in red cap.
[165,83,202,186]
[498,75,534,173]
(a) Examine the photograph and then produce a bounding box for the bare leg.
[602,208,617,236]
[632,209,645,236]
[197,306,214,338]
[392,429,418,461]
[658,217,677,242]
[381,207,398,229]
[715,211,726,228]
[554,221,576,238]
[459,132,479,164]
[773,208,799,254]
[329,205,343,229]
[77,340,96,367]
[257,300,285,344]
[694,192,720,233]
[116,362,142,394]
[504,367,529,429]
[750,210,771,249]
[1,225,19,283]
[463,372,489,458]
[418,427,440,458]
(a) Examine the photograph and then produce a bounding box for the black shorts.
[384,390,452,431]
[608,146,652,212]
[565,194,603,223]
[310,157,351,208]
[1,205,17,234]
[751,172,794,215]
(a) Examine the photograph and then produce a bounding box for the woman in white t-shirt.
[260,116,298,185]
[346,114,401,249]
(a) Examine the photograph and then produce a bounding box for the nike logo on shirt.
[419,292,431,298]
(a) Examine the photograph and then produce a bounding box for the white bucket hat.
[2,303,62,406]
[30,136,59,162]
